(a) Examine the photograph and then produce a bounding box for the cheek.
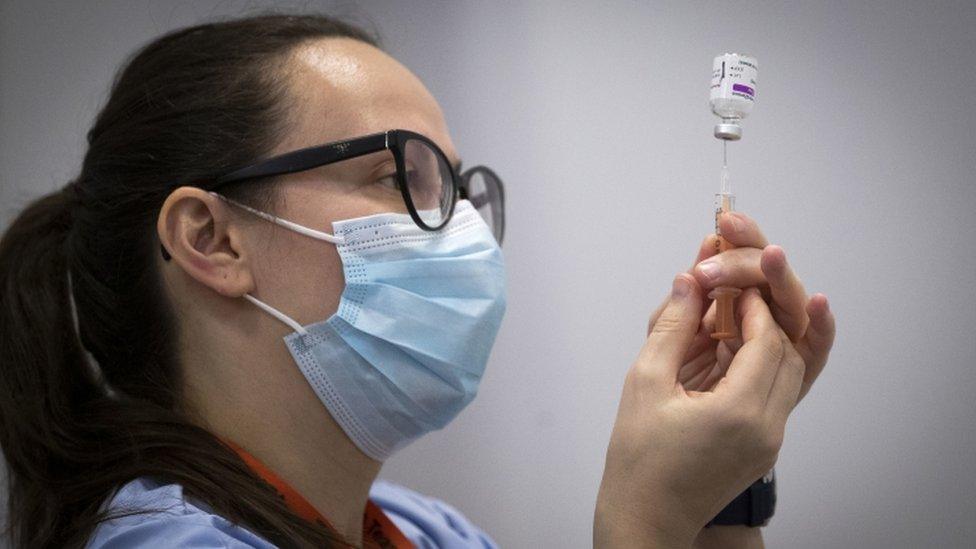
[253,229,346,324]
[252,180,397,324]
[296,241,346,321]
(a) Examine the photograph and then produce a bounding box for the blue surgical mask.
[214,195,507,461]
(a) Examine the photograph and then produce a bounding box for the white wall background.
[2,1,975,547]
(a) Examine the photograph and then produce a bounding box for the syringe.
[708,53,758,340]
[710,143,741,340]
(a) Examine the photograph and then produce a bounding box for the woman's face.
[243,37,461,327]
[157,37,463,457]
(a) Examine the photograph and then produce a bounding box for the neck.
[227,410,383,545]
[181,313,383,546]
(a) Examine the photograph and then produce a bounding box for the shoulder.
[370,479,498,549]
[87,477,275,549]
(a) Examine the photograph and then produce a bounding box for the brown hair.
[0,12,378,548]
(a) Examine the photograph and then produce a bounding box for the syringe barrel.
[714,192,736,254]
[711,192,740,340]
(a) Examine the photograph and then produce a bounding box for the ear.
[157,187,254,297]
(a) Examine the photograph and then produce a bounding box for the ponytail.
[0,185,103,545]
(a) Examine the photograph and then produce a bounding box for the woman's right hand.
[594,274,805,549]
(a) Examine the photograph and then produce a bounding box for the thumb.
[634,274,704,389]
[646,235,717,336]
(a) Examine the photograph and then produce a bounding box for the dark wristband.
[706,470,776,527]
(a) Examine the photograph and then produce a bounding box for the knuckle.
[625,363,647,386]
[788,350,806,375]
[781,344,805,376]
[718,406,758,433]
[795,315,811,337]
[626,361,661,391]
[650,313,686,335]
[758,332,785,364]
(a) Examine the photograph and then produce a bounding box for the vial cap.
[714,123,742,141]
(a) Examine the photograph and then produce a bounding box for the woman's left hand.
[646,211,835,401]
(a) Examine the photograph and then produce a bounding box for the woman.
[0,13,834,549]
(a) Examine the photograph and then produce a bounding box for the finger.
[647,235,719,335]
[722,332,744,356]
[693,247,764,291]
[678,347,718,389]
[691,234,720,267]
[761,245,809,341]
[683,320,716,363]
[700,301,717,340]
[794,293,836,402]
[636,274,705,388]
[719,288,784,402]
[717,211,770,249]
[695,340,735,392]
[694,244,811,342]
[765,332,805,420]
[646,297,668,337]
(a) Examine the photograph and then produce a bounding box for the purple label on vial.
[732,83,754,97]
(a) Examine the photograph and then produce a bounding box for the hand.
[646,212,835,402]
[595,275,807,548]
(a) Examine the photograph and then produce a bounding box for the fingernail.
[697,260,721,283]
[672,275,690,297]
[764,246,786,276]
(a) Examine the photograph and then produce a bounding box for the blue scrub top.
[87,477,498,548]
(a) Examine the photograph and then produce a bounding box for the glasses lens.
[403,138,454,229]
[464,168,505,244]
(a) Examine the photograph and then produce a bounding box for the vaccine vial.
[709,53,758,140]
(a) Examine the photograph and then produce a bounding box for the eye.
[404,168,420,184]
[375,173,400,191]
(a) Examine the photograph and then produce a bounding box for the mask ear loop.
[243,294,308,336]
[67,270,119,397]
[209,192,344,244]
[209,191,340,337]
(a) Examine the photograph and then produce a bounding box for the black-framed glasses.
[211,129,506,243]
[459,165,505,244]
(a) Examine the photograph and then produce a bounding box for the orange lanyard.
[225,440,414,549]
